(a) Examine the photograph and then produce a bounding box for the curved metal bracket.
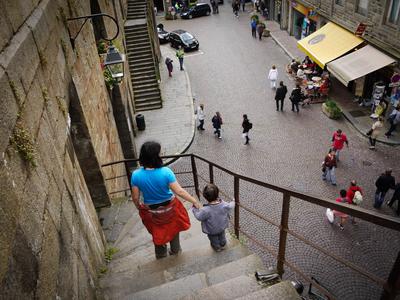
[67,13,120,48]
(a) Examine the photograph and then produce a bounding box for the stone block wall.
[0,0,130,298]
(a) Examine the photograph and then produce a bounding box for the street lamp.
[67,13,125,82]
[104,45,125,82]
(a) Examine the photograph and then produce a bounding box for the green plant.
[10,121,37,167]
[56,96,67,117]
[9,80,23,106]
[105,247,119,263]
[42,87,50,106]
[324,100,342,119]
[97,40,108,54]
[103,68,117,89]
[99,266,108,274]
[38,51,47,66]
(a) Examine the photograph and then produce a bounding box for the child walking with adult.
[242,114,252,145]
[334,189,349,230]
[212,112,223,139]
[251,18,257,38]
[346,180,363,224]
[331,129,349,162]
[322,149,337,186]
[192,184,235,252]
[268,65,278,89]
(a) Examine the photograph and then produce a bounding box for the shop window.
[356,0,368,15]
[387,0,400,24]
[335,0,344,6]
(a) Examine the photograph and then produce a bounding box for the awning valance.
[327,45,396,86]
[297,22,363,68]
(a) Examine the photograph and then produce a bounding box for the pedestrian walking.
[232,0,239,17]
[331,129,349,162]
[333,189,349,230]
[130,142,202,259]
[242,114,252,145]
[240,0,245,11]
[387,183,400,216]
[374,169,395,208]
[192,184,235,252]
[256,22,264,40]
[212,112,223,139]
[176,46,184,71]
[251,19,257,38]
[274,81,287,111]
[165,57,173,77]
[322,149,337,186]
[346,180,363,224]
[267,65,278,89]
[367,117,383,150]
[385,105,400,138]
[289,84,302,113]
[214,0,219,13]
[197,104,205,130]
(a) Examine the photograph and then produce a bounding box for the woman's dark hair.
[340,189,347,197]
[243,114,248,119]
[139,141,163,168]
[203,184,219,202]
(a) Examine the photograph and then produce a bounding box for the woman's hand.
[193,201,202,209]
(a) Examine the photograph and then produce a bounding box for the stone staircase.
[125,0,162,112]
[98,198,302,300]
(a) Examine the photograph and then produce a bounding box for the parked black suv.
[169,30,199,51]
[181,3,211,19]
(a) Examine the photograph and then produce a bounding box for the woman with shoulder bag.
[131,141,202,259]
[322,148,337,186]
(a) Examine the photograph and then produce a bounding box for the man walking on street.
[251,19,257,38]
[165,57,173,77]
[385,105,400,138]
[374,169,395,208]
[212,112,223,139]
[387,183,400,216]
[275,81,287,111]
[242,114,252,145]
[290,84,302,113]
[331,129,349,162]
[176,46,184,71]
[197,104,205,131]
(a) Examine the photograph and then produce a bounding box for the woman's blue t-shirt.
[131,167,176,204]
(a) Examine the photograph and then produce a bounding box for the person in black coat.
[387,183,400,216]
[242,114,252,145]
[290,84,303,113]
[275,81,287,111]
[374,169,396,208]
[212,112,223,139]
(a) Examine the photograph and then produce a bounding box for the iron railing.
[101,153,400,300]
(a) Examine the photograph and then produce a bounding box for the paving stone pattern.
[158,5,400,299]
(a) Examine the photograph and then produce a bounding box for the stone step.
[235,281,302,300]
[125,30,148,37]
[130,61,153,69]
[127,15,146,20]
[125,35,150,43]
[180,275,262,300]
[132,78,157,87]
[127,45,152,53]
[206,254,264,286]
[127,13,146,18]
[124,273,208,300]
[135,100,163,109]
[131,69,156,77]
[135,104,163,112]
[134,88,160,98]
[125,26,147,33]
[132,74,157,81]
[127,52,152,60]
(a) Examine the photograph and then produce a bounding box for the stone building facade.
[0,0,136,298]
[281,0,400,60]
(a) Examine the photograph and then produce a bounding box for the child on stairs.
[192,184,235,252]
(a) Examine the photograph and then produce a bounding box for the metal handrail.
[101,153,400,299]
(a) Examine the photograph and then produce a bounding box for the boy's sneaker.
[339,224,344,230]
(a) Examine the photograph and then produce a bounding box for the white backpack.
[353,191,363,205]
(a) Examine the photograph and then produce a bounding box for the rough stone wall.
[293,0,400,58]
[0,0,129,298]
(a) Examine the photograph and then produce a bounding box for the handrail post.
[191,155,200,199]
[381,251,400,300]
[209,164,214,184]
[234,176,240,238]
[124,161,132,189]
[277,192,291,277]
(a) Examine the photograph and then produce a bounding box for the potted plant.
[322,100,342,119]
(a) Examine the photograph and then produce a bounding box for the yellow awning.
[297,22,363,68]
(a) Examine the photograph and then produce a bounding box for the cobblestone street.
[159,4,400,299]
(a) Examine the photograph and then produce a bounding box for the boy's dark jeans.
[207,231,227,251]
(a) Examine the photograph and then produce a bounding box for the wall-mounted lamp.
[104,45,125,82]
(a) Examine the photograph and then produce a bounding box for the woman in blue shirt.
[131,141,201,258]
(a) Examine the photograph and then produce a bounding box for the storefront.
[290,1,317,40]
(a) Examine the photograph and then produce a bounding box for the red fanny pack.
[149,201,176,225]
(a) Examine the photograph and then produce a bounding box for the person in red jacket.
[322,149,337,186]
[346,180,363,224]
[334,189,349,230]
[331,129,348,162]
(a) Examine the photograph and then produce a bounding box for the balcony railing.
[101,153,400,300]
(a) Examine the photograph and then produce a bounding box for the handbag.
[326,208,335,224]
[366,129,373,136]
